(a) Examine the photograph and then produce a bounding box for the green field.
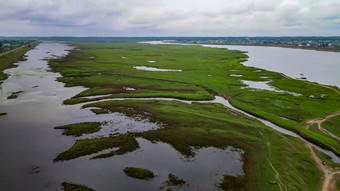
[48,42,340,190]
[323,115,340,138]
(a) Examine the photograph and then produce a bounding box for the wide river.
[202,44,340,88]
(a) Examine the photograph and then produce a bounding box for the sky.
[0,0,339,37]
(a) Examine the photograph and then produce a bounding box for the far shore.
[173,42,340,53]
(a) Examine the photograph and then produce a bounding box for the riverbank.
[0,41,39,84]
[175,42,340,53]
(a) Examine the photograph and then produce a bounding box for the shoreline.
[173,42,340,53]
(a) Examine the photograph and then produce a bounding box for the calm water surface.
[0,42,244,191]
[202,44,340,88]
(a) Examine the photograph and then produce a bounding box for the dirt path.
[306,111,340,141]
[257,129,285,191]
[306,143,340,191]
[0,45,25,56]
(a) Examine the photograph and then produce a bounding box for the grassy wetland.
[48,42,340,190]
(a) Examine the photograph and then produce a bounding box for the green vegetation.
[7,91,23,99]
[55,122,101,137]
[123,167,155,180]
[61,182,94,191]
[55,134,139,161]
[90,108,110,115]
[49,42,340,156]
[336,174,340,191]
[322,115,340,138]
[0,42,39,84]
[49,42,340,190]
[84,99,323,191]
[165,174,186,186]
[219,175,246,191]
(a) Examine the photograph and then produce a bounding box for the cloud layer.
[1,0,339,36]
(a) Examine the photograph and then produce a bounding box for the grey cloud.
[0,0,339,36]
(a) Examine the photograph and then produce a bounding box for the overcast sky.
[0,0,339,36]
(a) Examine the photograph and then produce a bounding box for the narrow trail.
[0,45,25,56]
[306,143,340,191]
[306,111,340,141]
[257,129,285,191]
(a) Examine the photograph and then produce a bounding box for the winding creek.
[1,41,340,190]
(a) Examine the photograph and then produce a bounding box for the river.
[202,45,340,88]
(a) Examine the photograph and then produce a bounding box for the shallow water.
[134,66,182,72]
[0,42,244,191]
[201,44,340,88]
[240,80,301,96]
[229,74,243,77]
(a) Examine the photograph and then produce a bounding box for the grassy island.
[55,122,101,137]
[61,182,94,191]
[123,167,155,180]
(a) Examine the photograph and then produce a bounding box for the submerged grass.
[55,122,101,137]
[61,182,94,191]
[165,174,186,186]
[7,91,23,99]
[54,134,139,161]
[219,175,246,191]
[123,167,155,180]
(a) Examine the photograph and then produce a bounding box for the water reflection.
[240,80,302,96]
[133,66,182,72]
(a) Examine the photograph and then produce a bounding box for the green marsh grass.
[54,122,101,137]
[61,182,94,191]
[322,115,340,138]
[123,167,155,180]
[50,42,340,190]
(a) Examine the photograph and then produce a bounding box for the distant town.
[1,37,340,53]
[172,37,340,52]
[0,39,36,53]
